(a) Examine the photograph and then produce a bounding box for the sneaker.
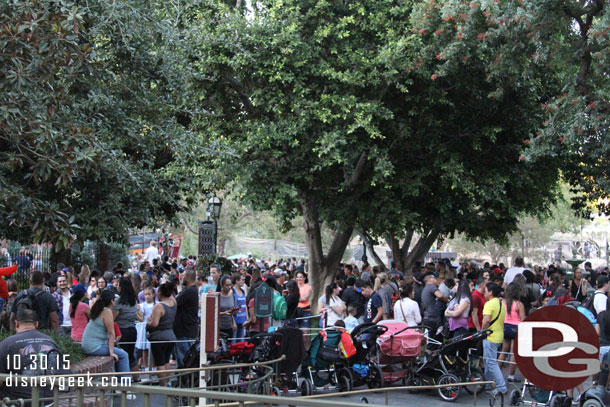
[127,393,136,400]
[506,376,522,383]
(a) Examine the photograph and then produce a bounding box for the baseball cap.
[72,283,87,295]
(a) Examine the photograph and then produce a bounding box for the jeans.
[233,324,245,343]
[89,343,130,375]
[483,339,507,393]
[59,326,72,337]
[600,345,610,362]
[298,309,311,329]
[174,337,196,368]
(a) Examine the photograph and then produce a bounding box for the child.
[344,306,359,333]
[136,287,155,371]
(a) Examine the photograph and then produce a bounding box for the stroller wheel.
[508,389,520,406]
[338,375,351,392]
[301,379,313,396]
[437,373,461,402]
[464,367,486,395]
[339,368,353,391]
[366,365,384,389]
[582,399,604,407]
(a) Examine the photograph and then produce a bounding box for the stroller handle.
[353,324,389,340]
[388,324,424,339]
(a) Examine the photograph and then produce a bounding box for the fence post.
[31,385,39,407]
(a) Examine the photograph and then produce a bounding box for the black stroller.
[272,326,306,395]
[345,323,388,389]
[412,329,489,402]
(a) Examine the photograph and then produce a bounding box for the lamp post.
[207,196,222,254]
[198,195,223,257]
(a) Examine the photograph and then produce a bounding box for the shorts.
[151,341,175,366]
[504,323,518,340]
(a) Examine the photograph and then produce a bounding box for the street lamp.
[199,195,223,257]
[208,196,222,221]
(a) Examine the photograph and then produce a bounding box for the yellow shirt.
[483,297,505,343]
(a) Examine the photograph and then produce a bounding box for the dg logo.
[514,305,600,391]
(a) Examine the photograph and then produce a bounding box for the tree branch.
[400,229,414,262]
[182,219,198,235]
[345,151,368,190]
[355,227,386,269]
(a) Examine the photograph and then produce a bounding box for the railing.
[0,355,282,407]
[0,365,495,407]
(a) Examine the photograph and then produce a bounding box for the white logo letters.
[518,321,600,378]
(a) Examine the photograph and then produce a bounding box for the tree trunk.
[399,229,414,275]
[218,238,227,256]
[98,242,110,272]
[402,228,441,274]
[301,195,354,315]
[385,233,400,269]
[354,228,386,269]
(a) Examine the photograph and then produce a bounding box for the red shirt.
[468,289,486,329]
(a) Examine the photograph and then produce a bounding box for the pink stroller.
[376,320,424,384]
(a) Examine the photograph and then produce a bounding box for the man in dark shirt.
[0,309,61,399]
[421,273,447,338]
[10,271,59,331]
[361,280,383,324]
[341,277,364,319]
[173,270,199,367]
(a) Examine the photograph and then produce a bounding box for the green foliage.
[0,0,201,248]
[187,0,561,265]
[196,255,234,276]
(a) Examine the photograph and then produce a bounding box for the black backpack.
[13,288,44,323]
[583,291,604,318]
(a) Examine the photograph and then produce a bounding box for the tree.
[0,0,200,255]
[187,0,562,307]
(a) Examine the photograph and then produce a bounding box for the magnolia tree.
[0,0,200,257]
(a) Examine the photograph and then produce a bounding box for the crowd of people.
[2,239,610,403]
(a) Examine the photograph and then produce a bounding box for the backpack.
[272,291,287,320]
[13,288,44,323]
[583,291,604,317]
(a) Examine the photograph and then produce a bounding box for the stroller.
[172,338,255,405]
[508,380,568,407]
[376,320,424,386]
[271,326,306,395]
[246,331,285,395]
[413,329,489,402]
[301,328,351,395]
[345,322,388,389]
